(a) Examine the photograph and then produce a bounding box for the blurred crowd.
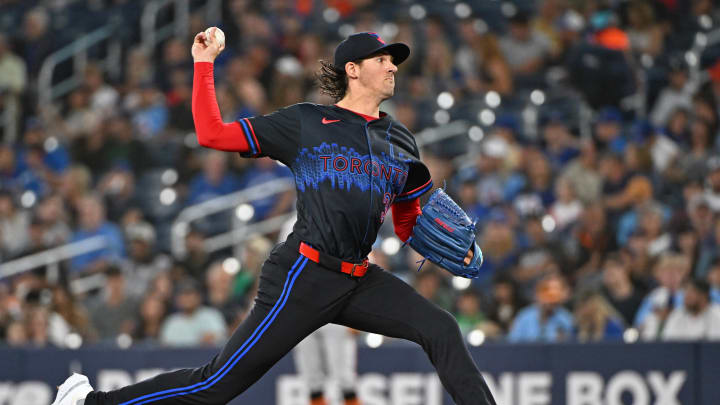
[3,0,720,349]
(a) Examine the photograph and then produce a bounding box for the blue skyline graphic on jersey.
[293,142,409,195]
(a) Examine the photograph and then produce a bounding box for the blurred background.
[2,0,720,404]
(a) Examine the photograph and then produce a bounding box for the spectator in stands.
[478,209,519,276]
[16,6,53,77]
[24,305,52,347]
[703,156,720,213]
[500,11,553,77]
[594,107,627,154]
[237,157,294,221]
[0,189,30,260]
[516,148,554,211]
[513,215,567,289]
[0,32,27,142]
[133,294,167,343]
[455,20,512,95]
[600,253,645,326]
[187,150,240,205]
[549,177,583,231]
[0,142,46,195]
[122,221,171,299]
[103,114,151,176]
[454,289,487,337]
[5,320,27,346]
[160,279,227,346]
[625,0,665,57]
[571,202,615,280]
[541,113,579,171]
[636,202,672,258]
[57,165,92,209]
[573,289,624,342]
[131,84,169,139]
[411,266,454,312]
[69,194,125,274]
[177,226,214,283]
[51,285,94,341]
[695,217,720,279]
[508,274,573,342]
[637,253,690,335]
[97,166,139,224]
[87,266,137,341]
[560,138,602,204]
[651,279,720,341]
[205,261,245,329]
[707,261,720,304]
[235,236,273,303]
[485,275,526,335]
[675,118,713,182]
[83,63,119,119]
[650,57,696,128]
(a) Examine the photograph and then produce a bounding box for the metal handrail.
[171,177,295,259]
[37,24,121,107]
[0,235,107,280]
[140,0,190,53]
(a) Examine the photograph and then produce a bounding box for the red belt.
[299,242,369,277]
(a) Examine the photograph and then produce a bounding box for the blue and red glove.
[408,188,484,278]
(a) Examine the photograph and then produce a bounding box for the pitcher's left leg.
[334,265,496,405]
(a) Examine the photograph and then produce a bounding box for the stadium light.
[468,329,485,346]
[485,91,501,108]
[65,333,83,349]
[323,8,340,23]
[21,191,36,208]
[434,110,451,125]
[541,215,556,233]
[366,333,384,348]
[699,14,712,30]
[623,328,639,343]
[235,204,254,221]
[222,258,241,275]
[44,136,59,152]
[409,4,427,20]
[381,237,401,256]
[479,109,495,126]
[455,3,472,19]
[452,276,472,290]
[117,334,133,349]
[530,90,545,105]
[161,169,178,186]
[468,126,484,142]
[437,92,455,109]
[159,188,177,205]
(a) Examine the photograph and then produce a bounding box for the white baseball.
[204,27,225,47]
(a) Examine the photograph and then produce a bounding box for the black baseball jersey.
[236,103,433,262]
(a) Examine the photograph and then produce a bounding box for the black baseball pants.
[86,234,496,405]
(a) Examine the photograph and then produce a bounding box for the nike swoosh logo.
[322,117,341,124]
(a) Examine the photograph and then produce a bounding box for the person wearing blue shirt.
[508,275,574,342]
[237,157,293,221]
[573,290,625,342]
[186,150,241,205]
[70,194,125,273]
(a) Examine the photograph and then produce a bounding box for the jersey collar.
[329,104,391,124]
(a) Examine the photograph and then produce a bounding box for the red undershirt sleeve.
[192,62,250,152]
[392,198,422,242]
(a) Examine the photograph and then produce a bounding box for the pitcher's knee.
[423,309,463,342]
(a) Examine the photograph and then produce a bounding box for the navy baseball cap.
[334,32,410,69]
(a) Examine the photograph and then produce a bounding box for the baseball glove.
[408,188,484,278]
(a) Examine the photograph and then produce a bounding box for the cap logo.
[368,32,385,44]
